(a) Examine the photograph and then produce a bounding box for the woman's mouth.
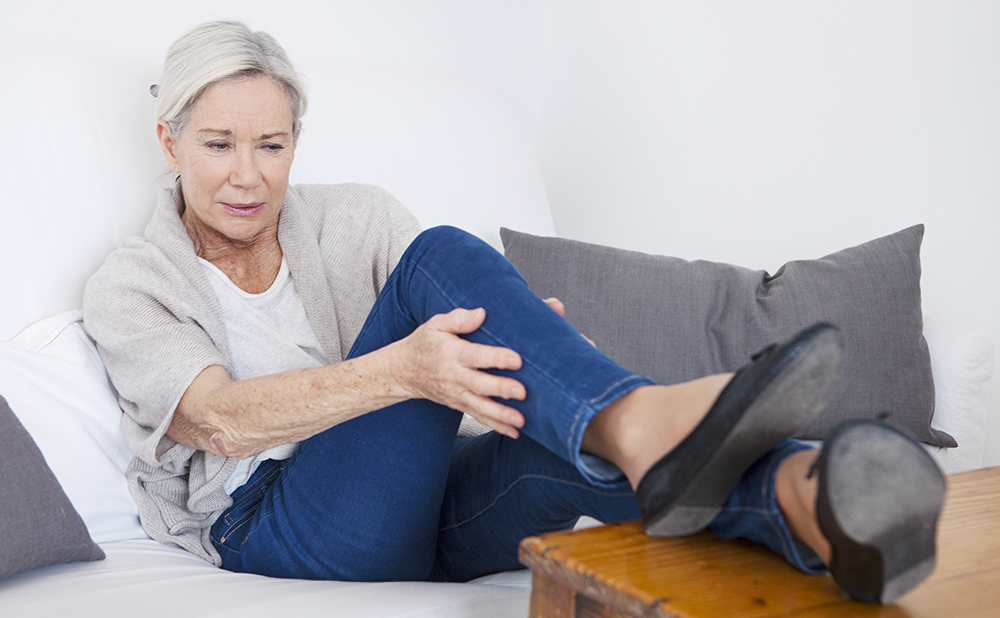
[222,202,266,216]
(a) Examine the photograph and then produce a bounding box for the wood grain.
[519,466,1000,618]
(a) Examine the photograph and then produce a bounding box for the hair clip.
[150,84,159,98]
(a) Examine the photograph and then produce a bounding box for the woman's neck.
[182,208,283,294]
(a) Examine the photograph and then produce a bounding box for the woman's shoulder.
[84,234,201,323]
[88,236,164,288]
[290,182,396,204]
[87,236,176,289]
[287,183,420,233]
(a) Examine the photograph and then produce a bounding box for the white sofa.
[0,45,993,618]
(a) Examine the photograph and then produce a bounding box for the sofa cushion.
[0,311,147,545]
[501,224,955,447]
[0,394,105,579]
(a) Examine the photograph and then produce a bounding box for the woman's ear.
[156,121,181,173]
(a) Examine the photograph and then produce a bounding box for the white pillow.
[0,311,148,543]
[924,317,995,472]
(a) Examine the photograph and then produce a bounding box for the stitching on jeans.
[225,472,275,525]
[230,461,284,501]
[411,262,592,405]
[716,505,773,516]
[567,375,641,457]
[761,447,792,559]
[438,473,633,533]
[347,267,414,359]
[221,487,270,539]
[219,504,262,542]
[219,462,284,539]
[765,444,822,566]
[412,260,654,463]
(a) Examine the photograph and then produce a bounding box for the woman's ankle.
[775,449,832,565]
[581,374,733,490]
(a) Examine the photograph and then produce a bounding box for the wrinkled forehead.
[185,76,295,138]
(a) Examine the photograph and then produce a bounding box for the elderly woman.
[84,20,944,605]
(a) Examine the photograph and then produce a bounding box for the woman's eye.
[262,143,284,152]
[207,142,230,151]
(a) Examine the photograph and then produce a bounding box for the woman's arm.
[170,307,528,458]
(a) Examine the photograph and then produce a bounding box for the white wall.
[533,1,1000,465]
[4,0,998,463]
[1,0,547,141]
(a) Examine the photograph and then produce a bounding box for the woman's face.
[157,76,296,247]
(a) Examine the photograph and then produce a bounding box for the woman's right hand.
[170,307,529,457]
[394,307,527,438]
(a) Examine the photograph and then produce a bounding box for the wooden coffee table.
[519,466,1000,617]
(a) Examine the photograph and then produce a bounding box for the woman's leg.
[434,435,829,582]
[211,226,661,581]
[384,226,662,478]
[435,430,641,582]
[708,439,826,573]
[210,397,465,581]
[211,226,832,582]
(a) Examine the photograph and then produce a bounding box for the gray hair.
[156,20,307,139]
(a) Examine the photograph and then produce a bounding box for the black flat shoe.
[636,322,844,537]
[814,419,946,605]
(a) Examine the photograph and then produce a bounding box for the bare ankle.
[775,449,831,564]
[581,374,733,490]
[581,386,658,486]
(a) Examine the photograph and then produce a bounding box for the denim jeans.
[210,226,825,582]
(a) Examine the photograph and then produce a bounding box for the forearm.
[169,342,411,458]
[169,307,530,458]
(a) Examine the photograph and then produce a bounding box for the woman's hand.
[395,307,527,438]
[542,297,596,347]
[542,296,566,316]
[169,298,594,456]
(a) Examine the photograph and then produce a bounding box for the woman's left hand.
[543,297,595,347]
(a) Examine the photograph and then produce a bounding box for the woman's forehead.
[188,77,294,135]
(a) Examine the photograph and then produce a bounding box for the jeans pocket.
[212,459,285,549]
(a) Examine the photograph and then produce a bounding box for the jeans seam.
[412,260,653,464]
[567,375,643,458]
[438,473,633,533]
[230,462,283,500]
[348,267,413,360]
[761,445,795,562]
[219,505,261,544]
[217,461,285,544]
[411,262,590,407]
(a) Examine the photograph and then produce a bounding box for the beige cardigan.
[83,182,420,565]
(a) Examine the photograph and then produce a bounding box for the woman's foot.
[632,323,844,536]
[776,421,946,605]
[582,373,735,489]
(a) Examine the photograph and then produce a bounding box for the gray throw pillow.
[0,395,105,579]
[501,225,955,447]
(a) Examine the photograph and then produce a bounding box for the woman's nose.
[229,147,262,189]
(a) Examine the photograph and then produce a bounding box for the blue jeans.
[210,226,825,582]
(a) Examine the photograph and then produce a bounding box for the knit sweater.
[83,182,421,565]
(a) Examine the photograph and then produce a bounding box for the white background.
[4,0,998,464]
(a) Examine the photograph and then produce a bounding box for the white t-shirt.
[199,257,329,494]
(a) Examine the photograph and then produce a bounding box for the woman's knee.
[405,226,495,267]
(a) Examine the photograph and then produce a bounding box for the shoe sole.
[645,326,843,536]
[821,422,946,604]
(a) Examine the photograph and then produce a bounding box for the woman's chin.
[212,221,274,247]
